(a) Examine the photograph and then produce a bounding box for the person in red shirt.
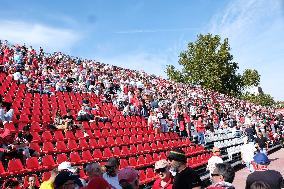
[152,159,174,189]
[196,117,205,145]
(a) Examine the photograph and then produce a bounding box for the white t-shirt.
[103,173,121,189]
[241,143,256,162]
[207,155,223,175]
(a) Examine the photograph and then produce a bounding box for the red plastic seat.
[122,136,130,145]
[121,146,130,157]
[65,131,76,140]
[129,145,137,155]
[82,150,93,163]
[106,137,115,147]
[55,141,68,153]
[70,152,82,164]
[93,130,101,138]
[129,157,137,168]
[56,153,69,164]
[79,139,89,150]
[29,143,41,153]
[42,131,53,141]
[113,146,121,157]
[42,155,56,169]
[119,159,129,169]
[42,142,55,154]
[93,149,103,161]
[145,154,153,166]
[146,168,156,182]
[26,157,42,171]
[137,144,144,154]
[8,159,25,174]
[67,140,79,151]
[89,138,99,149]
[75,130,85,139]
[139,170,146,185]
[98,138,107,148]
[115,137,123,146]
[3,123,16,132]
[103,148,113,160]
[31,132,41,143]
[137,155,146,168]
[54,130,64,141]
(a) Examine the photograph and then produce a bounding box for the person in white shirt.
[241,136,257,172]
[103,157,121,189]
[207,147,224,177]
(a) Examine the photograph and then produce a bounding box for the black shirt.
[63,115,74,124]
[245,128,255,142]
[245,170,283,189]
[255,137,268,149]
[172,167,202,189]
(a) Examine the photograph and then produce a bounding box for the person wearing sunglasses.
[152,159,174,189]
[207,147,223,177]
[103,157,121,189]
[207,163,235,189]
[167,148,201,189]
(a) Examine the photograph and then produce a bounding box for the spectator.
[152,159,174,189]
[196,117,205,145]
[244,125,256,144]
[207,147,223,176]
[255,132,269,155]
[3,179,19,189]
[167,148,201,189]
[249,181,271,189]
[207,163,235,189]
[25,175,40,189]
[103,157,121,189]
[53,171,81,189]
[85,162,104,180]
[241,136,257,172]
[245,153,283,189]
[39,168,58,189]
[0,101,14,123]
[117,167,139,189]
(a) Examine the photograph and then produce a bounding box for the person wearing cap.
[58,162,76,173]
[207,147,223,177]
[167,148,201,189]
[152,159,174,189]
[245,153,283,189]
[207,163,235,189]
[53,171,81,189]
[117,167,139,189]
[103,157,121,189]
[240,136,257,172]
[255,132,269,155]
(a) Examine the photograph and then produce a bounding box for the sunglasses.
[155,168,167,173]
[211,173,221,177]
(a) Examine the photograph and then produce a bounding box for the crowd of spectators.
[1,39,284,188]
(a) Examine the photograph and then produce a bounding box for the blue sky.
[0,0,284,100]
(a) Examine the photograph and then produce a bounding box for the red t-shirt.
[152,176,174,189]
[196,120,205,133]
[82,176,111,189]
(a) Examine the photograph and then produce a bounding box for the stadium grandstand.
[0,40,283,189]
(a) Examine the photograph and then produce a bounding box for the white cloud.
[207,0,284,100]
[0,20,81,53]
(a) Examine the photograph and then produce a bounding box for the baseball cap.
[154,159,169,170]
[54,171,80,189]
[58,162,76,173]
[253,153,270,165]
[118,167,139,184]
[167,148,187,163]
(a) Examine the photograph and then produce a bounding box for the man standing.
[207,147,223,176]
[255,132,269,155]
[167,148,201,189]
[241,136,257,172]
[103,157,121,189]
[245,153,283,189]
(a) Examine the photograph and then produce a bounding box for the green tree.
[166,33,260,96]
[241,92,275,107]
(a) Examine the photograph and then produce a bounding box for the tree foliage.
[241,92,275,107]
[166,34,261,96]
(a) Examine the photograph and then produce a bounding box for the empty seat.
[42,155,56,169]
[67,140,79,151]
[42,142,55,154]
[70,152,82,164]
[93,149,103,161]
[42,131,53,141]
[82,150,93,163]
[56,153,69,164]
[8,159,25,175]
[26,157,42,171]
[54,130,65,141]
[56,141,68,153]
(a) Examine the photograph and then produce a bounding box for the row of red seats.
[29,137,192,156]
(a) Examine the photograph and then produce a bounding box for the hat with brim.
[167,149,187,163]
